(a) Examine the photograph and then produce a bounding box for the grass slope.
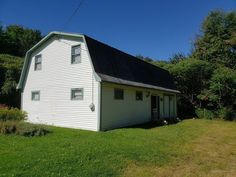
[0,119,235,177]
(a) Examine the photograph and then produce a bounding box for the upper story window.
[136,91,143,101]
[114,88,124,100]
[31,91,40,101]
[71,88,83,100]
[34,55,42,70]
[71,45,81,64]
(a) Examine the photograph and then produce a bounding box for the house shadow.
[118,118,182,130]
[124,122,161,129]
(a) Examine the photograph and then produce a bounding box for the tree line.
[138,10,236,119]
[0,25,43,107]
[0,10,235,119]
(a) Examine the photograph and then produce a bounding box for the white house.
[17,32,179,131]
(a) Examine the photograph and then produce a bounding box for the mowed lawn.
[0,119,236,177]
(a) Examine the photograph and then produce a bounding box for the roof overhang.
[98,73,180,93]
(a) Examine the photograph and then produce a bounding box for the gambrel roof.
[17,32,179,93]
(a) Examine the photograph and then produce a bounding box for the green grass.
[0,119,235,177]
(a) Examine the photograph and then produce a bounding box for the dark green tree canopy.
[193,10,236,69]
[0,25,42,57]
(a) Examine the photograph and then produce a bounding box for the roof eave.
[98,73,180,94]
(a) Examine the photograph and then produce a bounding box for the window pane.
[35,55,42,70]
[114,88,124,100]
[72,55,81,64]
[136,91,143,101]
[35,63,41,70]
[71,88,83,100]
[74,46,80,55]
[32,91,40,101]
[72,45,81,55]
[36,56,41,63]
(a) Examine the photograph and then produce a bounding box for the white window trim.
[71,88,84,100]
[34,54,42,71]
[31,91,40,101]
[71,44,81,64]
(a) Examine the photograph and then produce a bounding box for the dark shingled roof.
[84,35,178,93]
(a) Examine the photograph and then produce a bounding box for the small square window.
[34,55,42,70]
[136,91,143,101]
[114,88,124,100]
[71,88,83,100]
[71,45,81,64]
[32,91,40,101]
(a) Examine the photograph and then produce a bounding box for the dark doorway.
[151,95,160,121]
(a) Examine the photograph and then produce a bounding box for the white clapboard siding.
[100,82,177,130]
[22,36,99,131]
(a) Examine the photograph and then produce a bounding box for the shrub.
[0,121,18,134]
[0,121,50,137]
[195,108,215,119]
[217,107,236,121]
[0,108,27,121]
[17,123,51,137]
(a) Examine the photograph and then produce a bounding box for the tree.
[164,59,214,117]
[0,54,23,107]
[192,10,236,69]
[136,55,154,62]
[205,67,235,108]
[169,53,187,64]
[0,25,42,57]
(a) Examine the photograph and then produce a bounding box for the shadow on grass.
[117,118,182,130]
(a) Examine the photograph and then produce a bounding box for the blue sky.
[0,0,235,60]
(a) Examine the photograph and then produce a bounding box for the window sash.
[32,91,40,101]
[114,88,124,100]
[71,88,83,100]
[136,91,143,101]
[71,45,81,64]
[34,55,42,70]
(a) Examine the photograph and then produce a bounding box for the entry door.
[151,96,160,121]
[163,95,175,118]
[163,95,170,118]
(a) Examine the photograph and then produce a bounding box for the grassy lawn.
[0,119,236,177]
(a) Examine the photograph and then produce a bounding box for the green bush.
[0,121,50,137]
[217,107,236,121]
[0,121,18,134]
[0,108,27,121]
[17,123,51,137]
[195,108,215,119]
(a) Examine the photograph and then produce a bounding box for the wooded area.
[0,10,235,119]
[139,10,236,119]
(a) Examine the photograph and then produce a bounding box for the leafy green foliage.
[0,54,23,107]
[217,107,235,121]
[149,10,236,119]
[192,10,236,69]
[169,53,187,64]
[0,108,27,121]
[0,121,50,136]
[206,67,235,108]
[0,25,42,57]
[195,108,215,119]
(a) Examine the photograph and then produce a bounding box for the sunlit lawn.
[0,119,235,177]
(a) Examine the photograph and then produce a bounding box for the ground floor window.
[31,91,40,101]
[71,88,83,100]
[114,88,124,100]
